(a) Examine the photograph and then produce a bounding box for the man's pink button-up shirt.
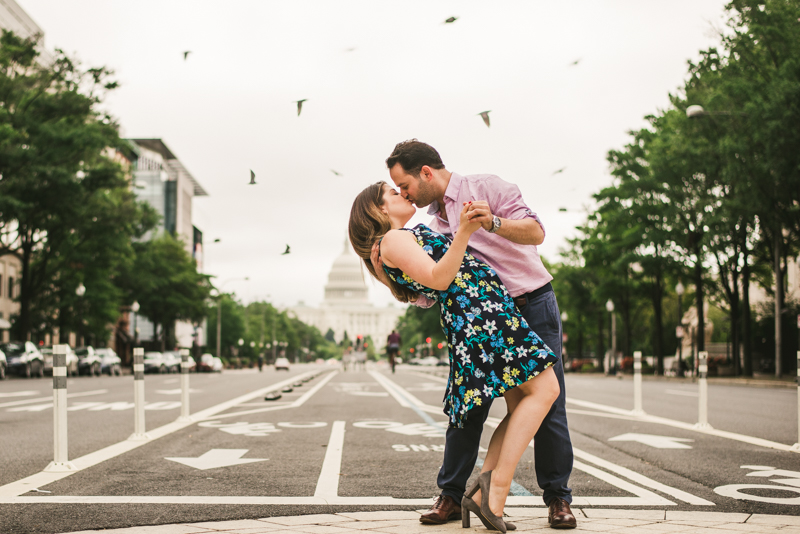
[426,172,553,298]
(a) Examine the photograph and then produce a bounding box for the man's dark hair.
[385,139,445,177]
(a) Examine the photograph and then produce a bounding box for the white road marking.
[665,389,699,397]
[162,379,179,384]
[197,421,327,437]
[715,467,800,505]
[165,449,268,470]
[315,420,346,499]
[353,420,445,437]
[0,371,317,498]
[572,447,714,506]
[567,397,797,452]
[1,389,108,410]
[609,433,695,449]
[156,389,201,395]
[0,390,40,398]
[380,373,708,507]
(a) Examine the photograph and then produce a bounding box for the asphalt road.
[0,363,798,533]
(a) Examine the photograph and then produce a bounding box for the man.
[371,140,576,529]
[386,330,401,373]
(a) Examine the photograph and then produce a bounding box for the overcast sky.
[19,0,728,309]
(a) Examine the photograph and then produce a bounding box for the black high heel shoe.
[460,471,515,531]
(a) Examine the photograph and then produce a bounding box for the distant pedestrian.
[386,330,401,373]
[257,354,264,372]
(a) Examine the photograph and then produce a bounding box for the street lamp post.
[75,283,86,347]
[606,299,616,375]
[131,301,140,347]
[676,282,685,377]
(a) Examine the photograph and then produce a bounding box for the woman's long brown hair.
[348,181,419,303]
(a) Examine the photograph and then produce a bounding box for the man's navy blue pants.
[437,289,573,506]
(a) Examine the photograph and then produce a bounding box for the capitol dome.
[323,239,369,305]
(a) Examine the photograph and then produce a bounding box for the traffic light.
[437,342,443,349]
[426,337,431,343]
[409,348,415,353]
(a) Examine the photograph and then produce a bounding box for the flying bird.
[330,169,342,176]
[478,111,491,128]
[294,99,307,116]
[559,207,568,212]
[444,16,458,24]
[344,47,357,52]
[569,58,581,66]
[552,167,566,175]
[282,244,291,255]
[249,170,256,185]
[183,51,191,61]
[213,238,221,243]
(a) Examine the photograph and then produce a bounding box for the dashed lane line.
[0,389,108,409]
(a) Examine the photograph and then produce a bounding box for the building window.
[0,274,3,298]
[7,277,13,299]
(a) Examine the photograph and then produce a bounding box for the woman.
[349,182,561,532]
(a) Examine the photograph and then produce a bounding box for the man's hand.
[465,200,494,231]
[370,241,392,288]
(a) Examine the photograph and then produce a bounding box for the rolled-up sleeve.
[479,176,545,237]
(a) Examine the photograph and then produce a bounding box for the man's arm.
[466,201,544,245]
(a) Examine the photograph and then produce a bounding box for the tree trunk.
[742,230,753,376]
[694,250,705,357]
[653,271,665,375]
[596,310,605,371]
[774,230,783,377]
[14,237,33,341]
[730,275,740,376]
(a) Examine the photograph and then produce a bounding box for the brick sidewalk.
[68,509,800,533]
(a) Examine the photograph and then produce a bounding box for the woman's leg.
[484,367,560,517]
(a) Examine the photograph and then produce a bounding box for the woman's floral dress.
[383,224,559,428]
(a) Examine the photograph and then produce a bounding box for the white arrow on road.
[609,433,694,449]
[165,449,268,470]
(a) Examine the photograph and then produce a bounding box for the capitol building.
[291,239,406,350]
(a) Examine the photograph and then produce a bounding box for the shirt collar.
[425,171,462,217]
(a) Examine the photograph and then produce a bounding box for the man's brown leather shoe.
[419,495,462,524]
[548,498,577,529]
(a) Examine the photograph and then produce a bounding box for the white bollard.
[129,348,150,440]
[44,344,76,472]
[178,348,192,422]
[694,351,712,429]
[792,352,800,452]
[632,351,645,416]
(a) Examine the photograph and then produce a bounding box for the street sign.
[165,449,268,470]
[609,433,694,449]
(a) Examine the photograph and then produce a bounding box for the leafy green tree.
[123,233,211,350]
[206,294,245,359]
[0,30,136,340]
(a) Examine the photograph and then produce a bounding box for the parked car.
[274,357,290,371]
[143,352,167,374]
[0,348,6,380]
[40,345,79,377]
[211,356,224,372]
[74,347,103,376]
[197,353,215,372]
[95,348,122,376]
[0,341,44,378]
[162,351,182,373]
